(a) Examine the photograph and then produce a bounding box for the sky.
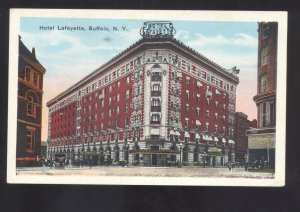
[20,17,258,141]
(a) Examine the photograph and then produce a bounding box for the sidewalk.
[16,166,274,179]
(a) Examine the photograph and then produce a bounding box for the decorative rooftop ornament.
[140,21,176,39]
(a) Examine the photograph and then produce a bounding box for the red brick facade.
[234,112,257,163]
[17,37,46,167]
[47,37,239,166]
[254,22,277,128]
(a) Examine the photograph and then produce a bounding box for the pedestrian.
[245,162,248,171]
[66,159,70,168]
[228,162,232,171]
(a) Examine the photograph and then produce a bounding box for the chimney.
[32,47,36,59]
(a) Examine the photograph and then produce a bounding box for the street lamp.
[125,144,129,162]
[203,151,207,168]
[179,143,183,168]
[244,154,248,171]
[106,150,111,166]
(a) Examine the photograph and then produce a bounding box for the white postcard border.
[8,9,287,186]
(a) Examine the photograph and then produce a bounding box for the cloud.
[186,33,257,48]
[103,36,112,42]
[174,30,190,40]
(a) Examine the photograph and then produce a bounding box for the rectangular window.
[211,76,215,84]
[185,119,189,127]
[261,102,270,127]
[25,66,31,81]
[186,91,189,100]
[270,102,275,126]
[197,70,201,77]
[202,71,206,80]
[33,72,39,86]
[260,75,268,93]
[207,74,210,82]
[26,127,36,152]
[260,46,269,66]
[186,104,189,112]
[205,124,209,132]
[151,114,160,122]
[196,95,200,104]
[206,110,209,117]
[170,101,174,109]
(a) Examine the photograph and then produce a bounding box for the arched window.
[26,91,39,118]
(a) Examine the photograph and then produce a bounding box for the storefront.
[129,149,180,166]
[206,147,225,166]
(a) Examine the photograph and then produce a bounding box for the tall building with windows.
[17,37,46,166]
[247,22,277,168]
[234,112,257,163]
[47,22,239,167]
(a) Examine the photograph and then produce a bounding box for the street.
[16,166,274,179]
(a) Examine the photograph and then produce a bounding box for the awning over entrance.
[195,133,200,139]
[228,139,235,144]
[175,131,180,136]
[184,132,190,138]
[169,130,175,135]
[214,137,219,142]
[222,138,227,143]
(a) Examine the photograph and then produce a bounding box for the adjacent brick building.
[247,22,277,168]
[17,37,46,166]
[47,22,239,166]
[234,112,257,163]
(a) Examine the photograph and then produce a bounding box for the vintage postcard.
[7,9,287,186]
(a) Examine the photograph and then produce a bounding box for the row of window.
[171,55,235,93]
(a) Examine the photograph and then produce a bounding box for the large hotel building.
[47,22,239,166]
